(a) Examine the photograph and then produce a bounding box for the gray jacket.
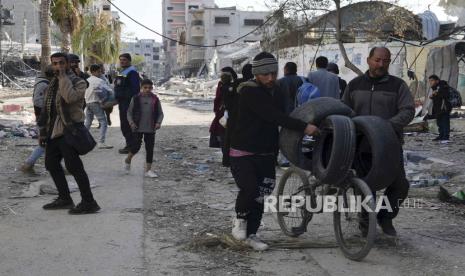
[342,72,415,139]
[307,68,340,98]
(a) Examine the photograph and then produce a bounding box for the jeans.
[119,101,134,148]
[436,112,450,140]
[85,102,107,143]
[130,132,155,163]
[45,137,94,202]
[25,146,45,166]
[230,154,276,236]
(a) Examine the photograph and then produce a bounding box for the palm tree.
[50,0,92,53]
[72,12,122,65]
[40,0,52,72]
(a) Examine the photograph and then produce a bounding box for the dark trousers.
[130,132,155,163]
[436,113,450,140]
[119,101,134,148]
[45,137,94,202]
[230,154,276,236]
[375,148,409,221]
[104,106,113,126]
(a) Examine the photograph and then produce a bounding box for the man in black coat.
[428,74,452,143]
[229,52,318,251]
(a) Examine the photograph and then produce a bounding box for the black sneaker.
[432,137,441,141]
[43,198,74,210]
[68,200,101,215]
[378,218,397,236]
[118,147,129,154]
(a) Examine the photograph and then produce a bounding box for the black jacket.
[230,81,307,154]
[277,74,304,114]
[431,80,452,116]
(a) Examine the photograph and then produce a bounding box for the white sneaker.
[440,140,450,144]
[98,142,114,149]
[124,160,131,174]
[144,170,158,178]
[231,218,247,240]
[245,234,269,251]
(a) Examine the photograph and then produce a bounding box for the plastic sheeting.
[418,10,440,40]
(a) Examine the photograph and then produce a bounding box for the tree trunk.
[334,0,363,76]
[39,0,51,72]
[61,32,72,53]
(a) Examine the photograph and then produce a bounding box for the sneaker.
[440,140,450,144]
[68,200,101,214]
[20,163,34,173]
[119,147,129,154]
[43,198,74,210]
[231,218,247,240]
[144,170,159,178]
[378,218,397,237]
[98,142,114,149]
[124,160,131,173]
[432,137,441,141]
[245,234,269,251]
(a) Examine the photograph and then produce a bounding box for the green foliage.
[72,13,123,64]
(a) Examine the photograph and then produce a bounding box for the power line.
[106,0,288,48]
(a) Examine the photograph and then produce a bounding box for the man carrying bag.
[38,52,100,215]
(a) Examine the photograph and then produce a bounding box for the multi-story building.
[177,6,269,76]
[161,0,215,74]
[1,0,41,43]
[121,39,166,80]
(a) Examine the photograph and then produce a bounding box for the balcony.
[190,25,204,37]
[189,49,205,61]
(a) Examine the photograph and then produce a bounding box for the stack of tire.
[279,97,402,190]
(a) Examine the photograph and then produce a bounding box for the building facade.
[121,39,166,80]
[177,6,269,76]
[1,0,41,43]
[162,0,215,74]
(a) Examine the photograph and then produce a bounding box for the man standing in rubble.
[229,52,319,250]
[342,46,415,236]
[114,53,140,154]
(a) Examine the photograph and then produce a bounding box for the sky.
[110,0,456,42]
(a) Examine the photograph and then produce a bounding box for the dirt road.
[1,95,465,275]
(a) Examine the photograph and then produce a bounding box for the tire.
[352,116,402,191]
[334,177,376,261]
[276,167,314,237]
[312,115,356,186]
[280,97,355,171]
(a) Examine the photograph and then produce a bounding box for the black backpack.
[448,87,463,108]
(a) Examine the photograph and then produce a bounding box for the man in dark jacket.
[343,46,415,236]
[277,62,304,114]
[428,75,452,143]
[229,52,318,251]
[327,62,347,98]
[114,53,141,154]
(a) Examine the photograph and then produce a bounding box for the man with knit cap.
[229,52,319,251]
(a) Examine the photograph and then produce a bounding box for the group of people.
[18,45,450,251]
[20,52,163,214]
[210,47,416,251]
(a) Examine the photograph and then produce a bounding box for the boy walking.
[84,64,113,149]
[125,79,164,178]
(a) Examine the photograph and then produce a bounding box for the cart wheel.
[333,177,376,261]
[276,167,314,237]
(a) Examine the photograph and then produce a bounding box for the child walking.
[125,79,164,178]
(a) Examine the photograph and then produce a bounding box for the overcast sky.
[110,0,455,42]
